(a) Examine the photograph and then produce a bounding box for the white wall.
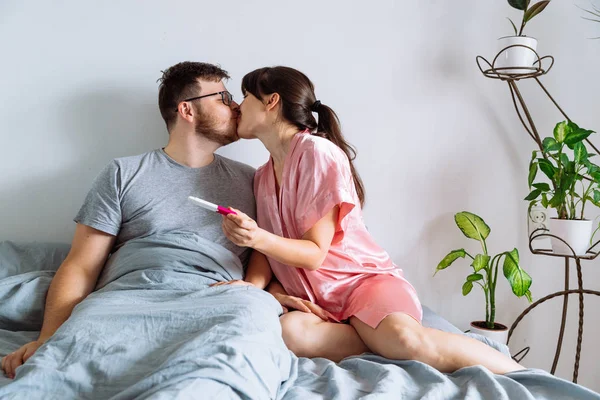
[1,0,599,391]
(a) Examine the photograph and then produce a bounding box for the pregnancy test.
[188,196,237,216]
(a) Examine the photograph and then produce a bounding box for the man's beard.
[194,109,238,146]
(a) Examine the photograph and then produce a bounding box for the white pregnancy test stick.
[188,196,237,216]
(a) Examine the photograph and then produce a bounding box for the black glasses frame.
[175,91,233,111]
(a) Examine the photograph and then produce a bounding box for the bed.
[0,235,598,399]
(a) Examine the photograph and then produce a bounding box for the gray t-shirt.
[74,149,256,265]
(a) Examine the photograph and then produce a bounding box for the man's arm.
[1,223,115,378]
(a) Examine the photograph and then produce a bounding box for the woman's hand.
[221,208,266,248]
[272,293,331,321]
[210,280,254,288]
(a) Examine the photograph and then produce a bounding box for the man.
[1,61,257,380]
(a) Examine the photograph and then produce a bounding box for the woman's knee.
[381,315,429,359]
[279,312,320,354]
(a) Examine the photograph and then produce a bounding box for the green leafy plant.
[507,0,552,36]
[434,212,532,329]
[579,1,600,39]
[526,121,598,220]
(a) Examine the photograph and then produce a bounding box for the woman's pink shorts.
[342,274,423,329]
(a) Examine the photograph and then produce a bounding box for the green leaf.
[554,121,570,143]
[543,137,560,152]
[561,172,576,190]
[454,212,491,241]
[467,273,484,282]
[530,150,538,163]
[462,281,474,296]
[538,159,556,180]
[588,195,600,208]
[587,163,600,174]
[564,161,576,174]
[435,249,466,274]
[524,189,542,201]
[528,162,538,187]
[507,17,518,35]
[508,0,529,11]
[594,190,600,203]
[532,182,551,191]
[574,142,588,164]
[541,193,549,208]
[525,290,533,303]
[560,154,570,167]
[503,249,533,297]
[524,1,551,23]
[471,254,491,272]
[565,128,594,148]
[549,192,566,208]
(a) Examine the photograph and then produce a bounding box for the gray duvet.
[0,235,597,399]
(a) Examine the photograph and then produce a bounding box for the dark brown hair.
[157,62,230,131]
[241,66,365,206]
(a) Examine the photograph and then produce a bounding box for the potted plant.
[434,212,532,344]
[526,120,599,255]
[579,2,600,39]
[497,0,551,73]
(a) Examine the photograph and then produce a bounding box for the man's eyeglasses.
[175,91,233,111]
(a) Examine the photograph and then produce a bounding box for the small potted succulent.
[497,0,551,73]
[435,212,532,344]
[526,120,599,255]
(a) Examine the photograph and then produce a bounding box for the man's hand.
[1,340,44,379]
[221,208,265,248]
[272,293,331,321]
[210,280,254,288]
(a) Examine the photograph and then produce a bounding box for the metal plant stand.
[476,46,600,383]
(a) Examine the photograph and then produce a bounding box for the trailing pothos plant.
[435,212,532,329]
[525,121,598,221]
[507,0,551,36]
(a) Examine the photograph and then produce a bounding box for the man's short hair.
[158,62,230,131]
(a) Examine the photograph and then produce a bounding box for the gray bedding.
[0,236,598,399]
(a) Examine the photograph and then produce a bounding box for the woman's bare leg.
[280,311,369,363]
[350,313,524,374]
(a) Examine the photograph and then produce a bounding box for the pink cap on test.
[217,206,237,216]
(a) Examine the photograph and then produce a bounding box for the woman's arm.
[244,250,273,289]
[222,206,339,271]
[265,277,330,320]
[266,278,287,296]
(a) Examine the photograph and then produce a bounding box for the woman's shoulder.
[254,159,271,181]
[295,132,347,163]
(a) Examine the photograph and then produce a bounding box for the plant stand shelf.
[476,48,600,384]
[508,229,600,383]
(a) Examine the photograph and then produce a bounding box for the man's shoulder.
[111,150,159,170]
[216,155,256,178]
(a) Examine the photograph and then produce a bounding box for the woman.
[215,66,523,374]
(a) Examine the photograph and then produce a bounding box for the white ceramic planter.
[496,36,538,74]
[549,218,593,256]
[470,321,508,345]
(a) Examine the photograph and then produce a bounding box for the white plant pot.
[496,36,538,74]
[549,218,593,256]
[470,321,508,345]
